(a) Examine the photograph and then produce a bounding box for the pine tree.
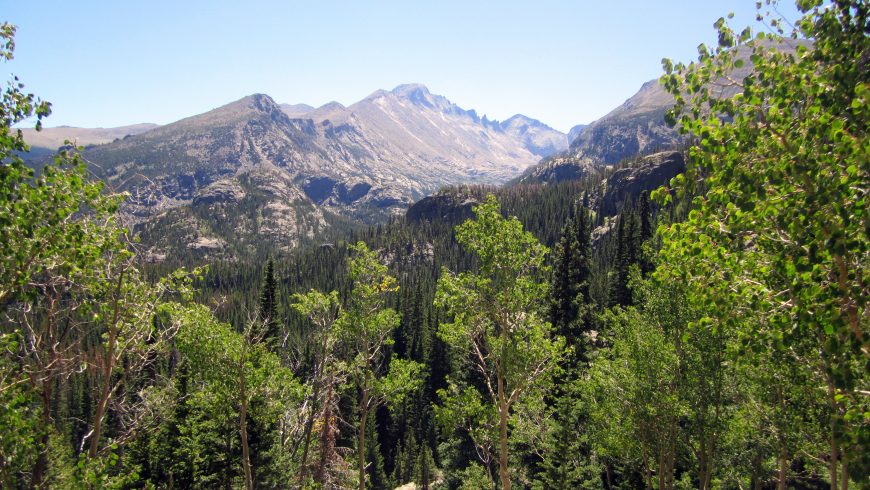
[416,445,435,490]
[364,409,389,490]
[612,204,640,307]
[550,216,579,337]
[638,192,654,275]
[257,257,281,350]
[551,201,596,366]
[572,204,594,333]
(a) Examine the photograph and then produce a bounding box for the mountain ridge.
[63,84,572,258]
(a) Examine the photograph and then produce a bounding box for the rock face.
[136,166,330,258]
[515,154,594,185]
[598,151,685,216]
[567,124,587,145]
[287,83,568,197]
[568,79,682,165]
[405,189,481,225]
[74,85,566,257]
[192,179,247,206]
[517,79,681,185]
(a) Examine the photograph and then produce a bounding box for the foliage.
[657,0,868,484]
[168,302,299,489]
[435,195,565,489]
[337,241,424,489]
[2,2,867,488]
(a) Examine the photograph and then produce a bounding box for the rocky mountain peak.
[228,93,281,113]
[390,83,439,109]
[499,114,569,157]
[567,124,587,145]
[501,114,555,132]
[391,83,431,98]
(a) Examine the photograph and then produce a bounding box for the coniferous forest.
[0,2,867,489]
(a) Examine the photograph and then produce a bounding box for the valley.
[2,4,866,490]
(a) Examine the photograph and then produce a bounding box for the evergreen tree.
[612,210,633,307]
[638,192,654,275]
[257,257,281,350]
[435,195,565,490]
[550,216,579,337]
[571,203,595,359]
[551,201,596,366]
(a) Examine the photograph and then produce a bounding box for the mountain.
[517,78,681,185]
[74,85,566,257]
[21,123,159,151]
[288,84,568,194]
[499,114,568,157]
[566,124,587,145]
[595,150,685,216]
[519,39,806,185]
[567,78,680,164]
[278,103,315,118]
[411,151,685,222]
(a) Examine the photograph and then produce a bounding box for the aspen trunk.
[497,374,511,490]
[89,269,125,459]
[240,394,253,490]
[32,377,52,488]
[89,324,116,458]
[358,388,369,490]
[658,447,666,490]
[299,372,322,481]
[776,383,788,490]
[31,295,58,488]
[642,445,652,490]
[777,444,787,490]
[840,454,848,490]
[827,376,839,490]
[316,378,335,484]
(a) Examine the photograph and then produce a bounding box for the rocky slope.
[519,39,804,185]
[284,83,568,198]
[408,151,686,235]
[73,85,566,258]
[516,77,682,185]
[499,114,569,157]
[596,150,685,216]
[567,124,587,145]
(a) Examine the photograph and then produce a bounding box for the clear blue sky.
[1,0,802,132]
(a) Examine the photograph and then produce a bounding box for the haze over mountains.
[21,123,159,150]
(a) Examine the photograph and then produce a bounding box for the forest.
[0,1,867,489]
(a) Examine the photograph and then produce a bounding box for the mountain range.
[25,84,571,257]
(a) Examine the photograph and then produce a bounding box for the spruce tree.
[612,211,630,307]
[550,216,579,338]
[612,204,641,307]
[638,192,654,275]
[257,257,281,349]
[571,203,594,362]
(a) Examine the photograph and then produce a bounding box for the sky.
[1,1,803,133]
